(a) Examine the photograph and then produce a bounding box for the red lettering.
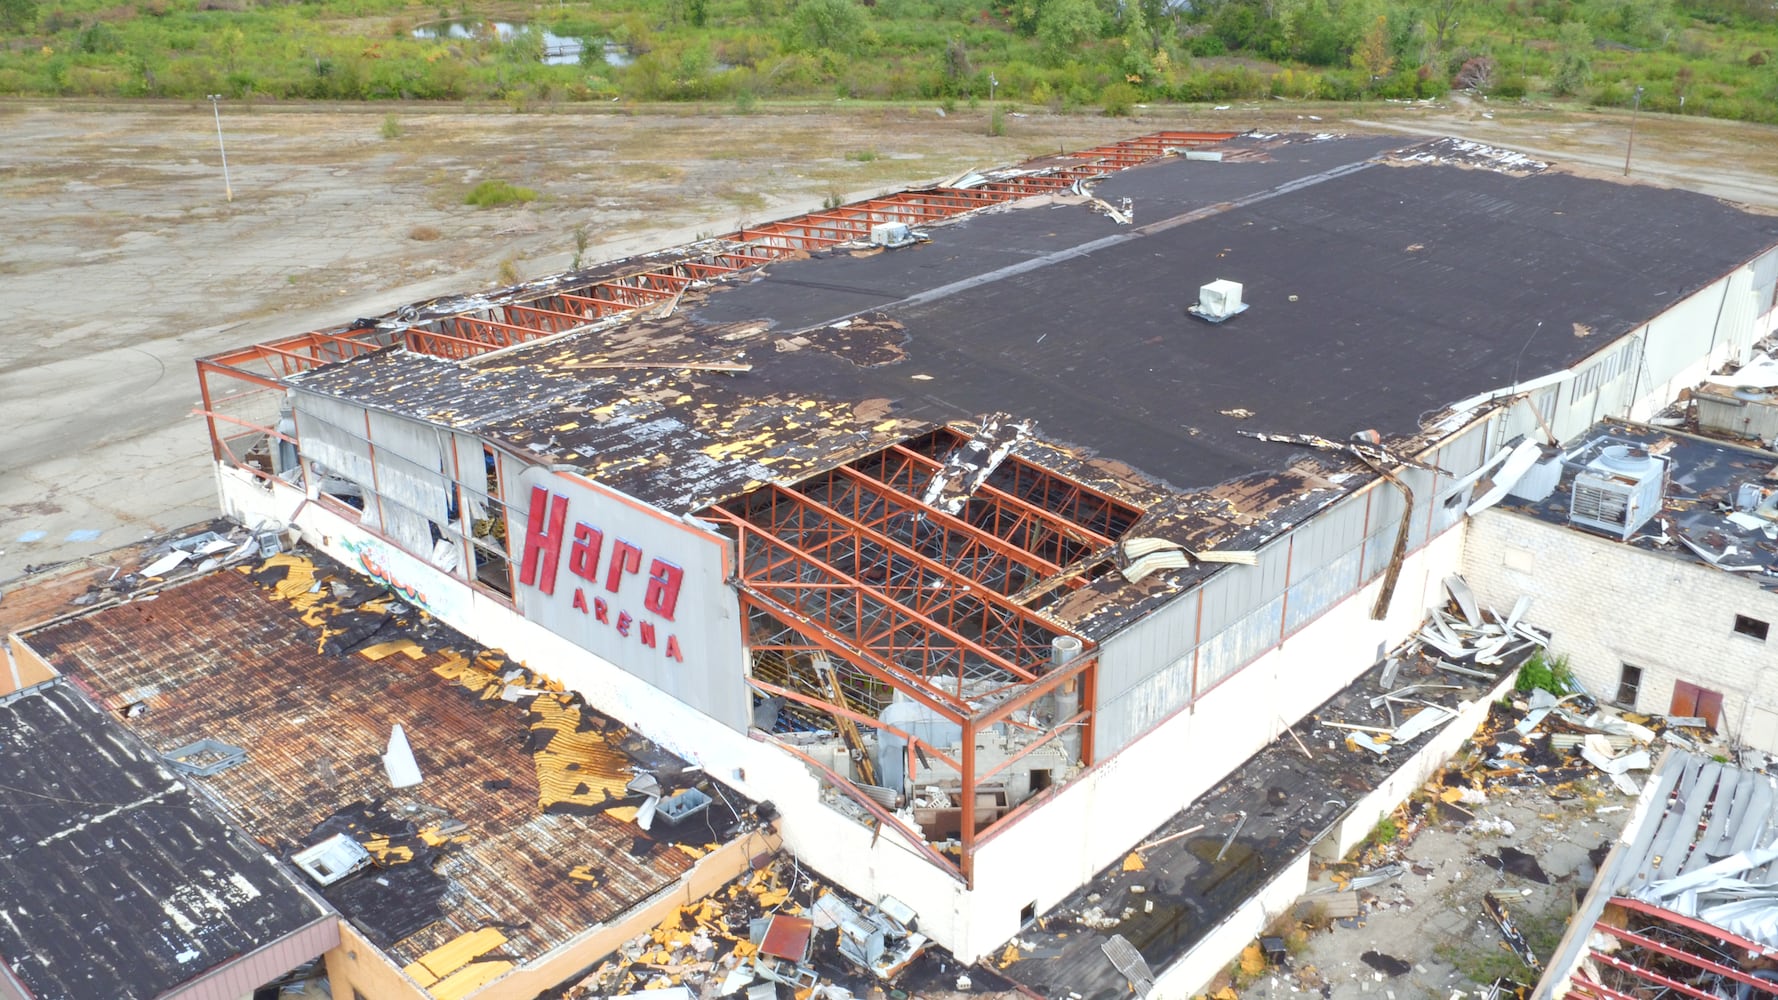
[665,635,684,663]
[643,559,685,621]
[518,487,570,596]
[593,597,609,624]
[572,588,588,613]
[639,621,656,648]
[616,611,633,637]
[568,523,604,582]
[605,539,642,594]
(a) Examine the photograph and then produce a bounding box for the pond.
[411,20,631,67]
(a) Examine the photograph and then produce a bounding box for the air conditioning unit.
[1189,279,1247,323]
[1567,439,1668,540]
[870,222,916,249]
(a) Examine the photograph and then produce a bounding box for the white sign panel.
[508,466,746,730]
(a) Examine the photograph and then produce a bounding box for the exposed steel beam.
[1593,921,1778,996]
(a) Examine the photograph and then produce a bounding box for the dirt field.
[2,96,1777,587]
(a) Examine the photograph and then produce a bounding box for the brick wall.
[1462,509,1778,753]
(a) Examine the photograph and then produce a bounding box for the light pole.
[1622,84,1644,177]
[988,72,998,136]
[207,94,233,202]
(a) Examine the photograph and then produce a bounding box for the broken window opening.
[1616,663,1643,709]
[1020,901,1037,925]
[1734,614,1769,641]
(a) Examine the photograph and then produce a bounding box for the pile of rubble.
[565,855,988,1000]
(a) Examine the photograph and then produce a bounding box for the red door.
[1670,680,1724,730]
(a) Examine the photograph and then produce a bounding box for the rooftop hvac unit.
[869,222,916,249]
[1189,279,1247,323]
[1695,385,1778,443]
[1567,439,1668,540]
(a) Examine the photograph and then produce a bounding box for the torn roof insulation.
[236,131,1778,636]
[1499,419,1778,587]
[0,680,333,1000]
[18,551,754,974]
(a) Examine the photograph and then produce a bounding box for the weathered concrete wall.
[1463,508,1778,752]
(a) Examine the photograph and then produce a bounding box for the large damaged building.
[18,129,1778,997]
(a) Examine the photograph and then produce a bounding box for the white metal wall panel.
[501,459,750,731]
[1093,649,1193,758]
[1284,546,1362,635]
[1754,248,1778,315]
[1195,594,1285,695]
[1095,590,1197,707]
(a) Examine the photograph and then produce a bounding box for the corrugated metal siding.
[1196,594,1285,695]
[1093,648,1194,759]
[1090,419,1505,758]
[1095,591,1197,707]
[163,916,341,1000]
[1754,247,1778,314]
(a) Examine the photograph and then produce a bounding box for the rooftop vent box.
[870,222,916,249]
[291,833,372,887]
[1189,279,1247,323]
[1566,438,1668,541]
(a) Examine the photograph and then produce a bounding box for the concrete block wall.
[1462,509,1778,752]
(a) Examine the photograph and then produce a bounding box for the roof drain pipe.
[1355,453,1416,623]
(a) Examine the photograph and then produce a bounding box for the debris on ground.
[1226,597,1742,1000]
[560,854,1006,1000]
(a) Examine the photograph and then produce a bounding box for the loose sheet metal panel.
[454,431,490,519]
[365,408,453,558]
[290,389,374,487]
[502,459,749,731]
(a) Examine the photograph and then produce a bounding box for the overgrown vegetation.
[1515,649,1577,695]
[463,178,537,208]
[0,0,1775,123]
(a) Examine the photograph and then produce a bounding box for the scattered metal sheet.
[1100,933,1156,998]
[1391,705,1455,744]
[1349,733,1392,755]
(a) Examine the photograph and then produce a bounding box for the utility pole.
[207,94,233,202]
[1623,85,1645,177]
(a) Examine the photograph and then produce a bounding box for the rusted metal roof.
[21,556,745,972]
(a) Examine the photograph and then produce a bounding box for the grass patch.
[844,149,879,162]
[379,113,402,139]
[407,223,441,241]
[464,180,537,209]
[1433,904,1568,987]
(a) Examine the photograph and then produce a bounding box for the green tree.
[1552,19,1592,95]
[1037,0,1102,60]
[0,0,36,32]
[790,0,868,52]
[1351,14,1393,81]
[1120,0,1154,80]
